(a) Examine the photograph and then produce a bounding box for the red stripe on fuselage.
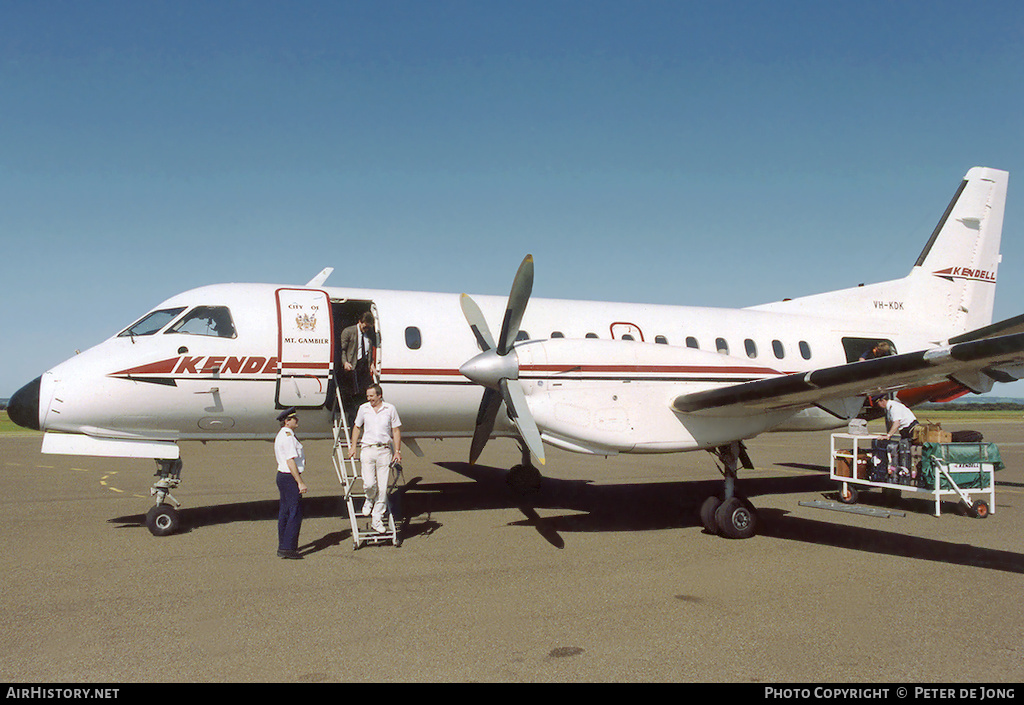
[110,357,180,377]
[381,364,784,378]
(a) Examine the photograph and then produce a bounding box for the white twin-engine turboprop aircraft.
[9,166,1024,539]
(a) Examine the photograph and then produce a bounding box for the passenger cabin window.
[119,307,187,337]
[716,338,729,354]
[655,335,668,345]
[586,333,599,339]
[621,334,635,341]
[551,331,565,338]
[799,341,812,360]
[516,330,529,341]
[772,340,785,359]
[685,337,699,349]
[405,326,422,350]
[744,339,757,358]
[166,306,236,338]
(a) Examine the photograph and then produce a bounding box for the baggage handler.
[876,395,919,482]
[877,395,919,440]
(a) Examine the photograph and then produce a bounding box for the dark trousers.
[277,472,303,552]
[900,420,919,440]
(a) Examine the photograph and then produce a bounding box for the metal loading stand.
[830,433,1001,518]
[331,388,401,549]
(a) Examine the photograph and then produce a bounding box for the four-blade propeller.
[459,255,546,466]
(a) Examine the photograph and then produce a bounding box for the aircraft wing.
[672,329,1024,417]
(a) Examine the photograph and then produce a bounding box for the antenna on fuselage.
[306,268,334,287]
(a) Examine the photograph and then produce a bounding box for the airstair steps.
[331,388,400,549]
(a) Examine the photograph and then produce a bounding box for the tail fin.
[909,166,1007,334]
[750,166,1009,339]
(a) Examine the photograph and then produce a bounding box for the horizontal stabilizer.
[673,328,1024,416]
[949,312,1024,344]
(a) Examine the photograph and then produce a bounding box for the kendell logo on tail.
[932,266,997,283]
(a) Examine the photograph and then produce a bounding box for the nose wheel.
[146,459,184,536]
[145,504,181,537]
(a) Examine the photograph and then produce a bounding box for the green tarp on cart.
[920,442,1004,490]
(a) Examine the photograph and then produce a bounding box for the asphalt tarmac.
[3,420,1024,683]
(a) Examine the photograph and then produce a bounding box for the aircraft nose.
[8,376,41,431]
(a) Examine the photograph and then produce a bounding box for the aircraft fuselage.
[11,280,942,457]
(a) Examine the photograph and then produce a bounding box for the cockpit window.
[118,307,187,338]
[165,306,237,338]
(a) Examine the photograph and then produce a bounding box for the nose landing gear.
[146,459,183,536]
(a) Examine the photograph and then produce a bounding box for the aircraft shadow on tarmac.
[109,460,1024,572]
[108,485,442,556]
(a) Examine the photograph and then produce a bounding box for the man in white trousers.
[348,384,402,534]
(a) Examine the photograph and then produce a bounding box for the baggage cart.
[830,433,1001,518]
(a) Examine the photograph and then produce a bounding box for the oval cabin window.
[405,327,422,350]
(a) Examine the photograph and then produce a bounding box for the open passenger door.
[276,288,334,409]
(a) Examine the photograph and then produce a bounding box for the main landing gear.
[506,440,542,493]
[146,459,183,537]
[700,442,760,539]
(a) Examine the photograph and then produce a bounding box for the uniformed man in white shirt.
[275,407,308,559]
[348,384,402,534]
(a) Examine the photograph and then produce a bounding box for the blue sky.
[3,0,1024,397]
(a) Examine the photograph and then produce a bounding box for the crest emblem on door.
[295,313,317,331]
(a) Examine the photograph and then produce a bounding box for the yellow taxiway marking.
[8,460,133,494]
[98,471,126,494]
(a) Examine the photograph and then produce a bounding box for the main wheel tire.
[715,497,758,539]
[506,464,542,493]
[700,496,722,534]
[146,505,181,537]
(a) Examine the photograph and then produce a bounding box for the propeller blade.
[469,387,503,465]
[459,254,540,466]
[460,293,494,352]
[500,379,546,466]
[497,255,534,355]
